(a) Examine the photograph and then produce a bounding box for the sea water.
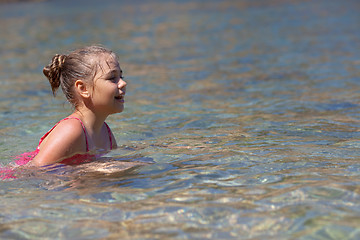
[0,0,359,239]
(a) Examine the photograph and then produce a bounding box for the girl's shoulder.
[38,118,88,159]
[46,118,88,149]
[53,118,87,137]
[33,118,88,166]
[40,118,87,146]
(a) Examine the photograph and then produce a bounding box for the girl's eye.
[107,74,124,82]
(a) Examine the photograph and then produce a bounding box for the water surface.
[0,0,360,239]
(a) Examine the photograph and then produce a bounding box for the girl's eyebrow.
[104,69,123,78]
[112,68,123,75]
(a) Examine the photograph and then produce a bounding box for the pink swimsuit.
[14,117,113,166]
[1,118,113,179]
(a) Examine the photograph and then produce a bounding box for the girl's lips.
[115,95,125,102]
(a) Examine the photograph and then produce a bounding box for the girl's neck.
[71,108,108,134]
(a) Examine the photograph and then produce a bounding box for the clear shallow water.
[1,0,360,239]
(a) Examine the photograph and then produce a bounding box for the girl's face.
[90,53,127,115]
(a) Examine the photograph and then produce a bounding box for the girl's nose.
[118,79,127,91]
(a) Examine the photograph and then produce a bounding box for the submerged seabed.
[0,0,360,239]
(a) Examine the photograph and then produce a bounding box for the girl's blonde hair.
[43,45,117,107]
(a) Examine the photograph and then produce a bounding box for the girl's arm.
[32,119,87,167]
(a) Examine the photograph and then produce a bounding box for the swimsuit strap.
[38,117,90,152]
[104,122,113,150]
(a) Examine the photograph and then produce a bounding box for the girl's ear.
[74,80,90,98]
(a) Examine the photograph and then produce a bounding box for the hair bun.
[43,54,67,96]
[55,54,67,69]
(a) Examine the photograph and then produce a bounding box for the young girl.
[22,45,126,167]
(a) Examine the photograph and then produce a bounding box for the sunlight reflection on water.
[0,0,360,239]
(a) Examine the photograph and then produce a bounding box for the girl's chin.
[114,106,124,113]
